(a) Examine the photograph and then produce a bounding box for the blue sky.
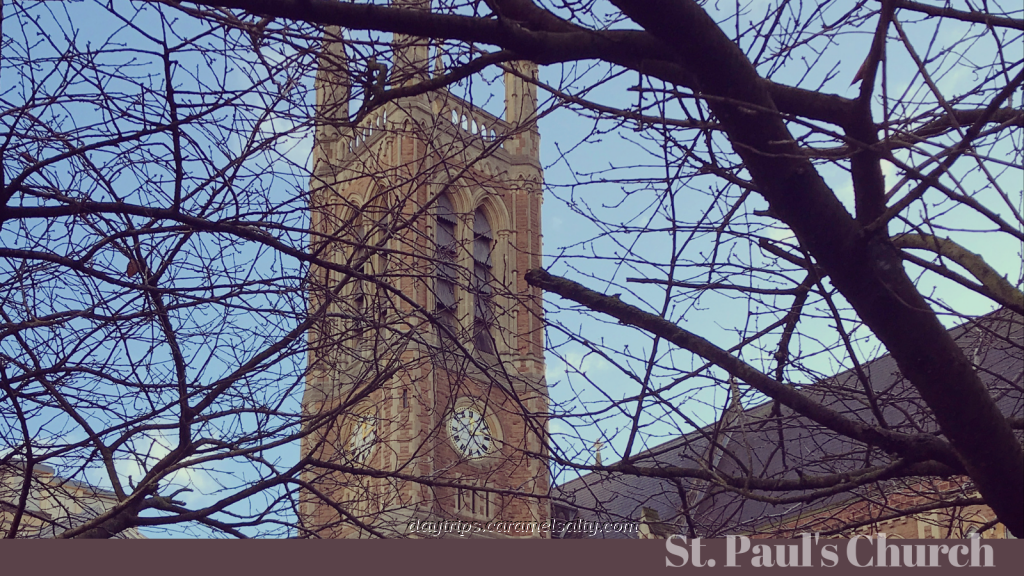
[2,0,1020,536]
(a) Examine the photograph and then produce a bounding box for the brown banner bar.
[2,538,1022,575]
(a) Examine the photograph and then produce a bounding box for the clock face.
[448,407,492,459]
[348,415,377,464]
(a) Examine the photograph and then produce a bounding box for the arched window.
[362,203,392,337]
[472,208,495,354]
[349,216,368,349]
[435,195,458,334]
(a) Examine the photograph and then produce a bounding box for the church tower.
[300,20,549,538]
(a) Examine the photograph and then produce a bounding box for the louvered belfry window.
[472,208,495,354]
[435,195,458,335]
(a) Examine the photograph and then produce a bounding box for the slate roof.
[553,309,1023,538]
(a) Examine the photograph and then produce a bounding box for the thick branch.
[892,0,1023,31]
[166,0,857,125]
[525,268,961,470]
[894,233,1024,315]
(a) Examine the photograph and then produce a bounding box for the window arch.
[472,208,495,354]
[342,198,391,351]
[434,194,458,335]
[345,214,369,351]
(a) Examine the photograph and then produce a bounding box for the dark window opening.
[472,208,495,354]
[351,220,368,348]
[435,195,458,337]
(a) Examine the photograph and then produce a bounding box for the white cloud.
[765,223,795,243]
[114,430,216,501]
